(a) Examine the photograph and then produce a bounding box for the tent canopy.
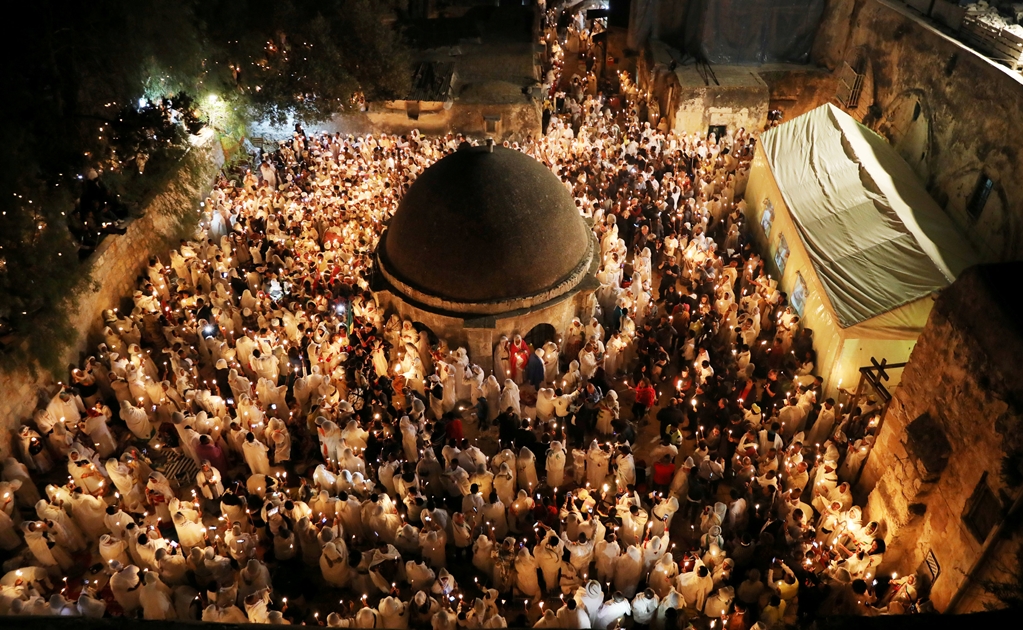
[760,104,978,329]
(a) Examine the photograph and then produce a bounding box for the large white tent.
[743,103,978,396]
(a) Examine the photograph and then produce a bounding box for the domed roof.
[379,144,593,315]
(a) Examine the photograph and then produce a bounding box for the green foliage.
[0,0,413,372]
[197,0,412,125]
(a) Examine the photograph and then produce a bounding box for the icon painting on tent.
[761,199,774,238]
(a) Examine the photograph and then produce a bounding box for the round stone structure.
[375,142,598,372]
[378,143,594,315]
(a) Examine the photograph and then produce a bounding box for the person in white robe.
[613,545,643,597]
[419,522,447,569]
[556,598,591,628]
[546,441,567,488]
[492,336,511,383]
[586,441,611,489]
[535,534,564,594]
[541,341,560,385]
[494,463,516,508]
[500,380,521,417]
[0,504,21,551]
[109,562,143,614]
[140,571,176,620]
[99,533,131,568]
[483,376,502,423]
[517,447,539,492]
[82,405,118,458]
[677,560,714,611]
[242,432,271,476]
[4,457,41,507]
[594,592,631,630]
[69,487,108,538]
[120,400,154,440]
[655,588,685,630]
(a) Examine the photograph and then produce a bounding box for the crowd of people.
[0,4,915,629]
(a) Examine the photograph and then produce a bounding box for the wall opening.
[411,321,439,347]
[966,174,994,222]
[962,472,1001,543]
[524,323,557,350]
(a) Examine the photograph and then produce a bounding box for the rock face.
[862,262,1023,612]
[813,0,1023,261]
[0,142,223,458]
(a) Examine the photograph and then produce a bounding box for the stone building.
[374,142,599,372]
[860,263,1023,612]
[640,40,770,137]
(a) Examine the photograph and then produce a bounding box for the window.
[966,174,994,221]
[406,101,420,121]
[761,199,774,238]
[774,232,790,276]
[484,115,501,134]
[791,272,807,316]
[835,60,864,109]
[963,473,1001,543]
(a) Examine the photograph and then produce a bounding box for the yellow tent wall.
[744,142,928,399]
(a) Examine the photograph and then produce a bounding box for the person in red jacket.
[445,415,464,442]
[633,378,658,421]
[652,454,676,493]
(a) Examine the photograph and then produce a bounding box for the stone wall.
[861,263,1023,612]
[0,141,223,459]
[811,0,1023,261]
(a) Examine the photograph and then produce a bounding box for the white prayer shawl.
[642,533,670,575]
[546,442,567,488]
[482,376,501,422]
[392,522,419,556]
[0,509,21,550]
[110,565,142,613]
[481,501,507,539]
[320,542,350,587]
[613,545,644,598]
[586,443,610,489]
[516,447,538,491]
[379,596,409,629]
[499,380,520,417]
[594,599,632,630]
[493,463,516,508]
[140,574,176,620]
[121,401,154,439]
[655,589,685,630]
[407,560,436,593]
[510,547,538,597]
[536,538,564,592]
[242,439,271,476]
[419,528,447,569]
[556,604,591,629]
[648,553,678,598]
[594,538,620,582]
[577,580,605,625]
[676,564,713,611]
[631,592,659,625]
[614,453,636,487]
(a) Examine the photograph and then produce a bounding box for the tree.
[0,0,412,371]
[197,0,412,124]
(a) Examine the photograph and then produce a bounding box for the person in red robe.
[508,334,531,385]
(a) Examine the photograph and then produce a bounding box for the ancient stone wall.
[861,263,1023,612]
[811,0,1023,261]
[0,141,224,459]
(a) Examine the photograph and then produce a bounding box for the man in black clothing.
[657,398,686,440]
[515,419,538,451]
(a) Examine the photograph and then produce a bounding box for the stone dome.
[378,144,594,315]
